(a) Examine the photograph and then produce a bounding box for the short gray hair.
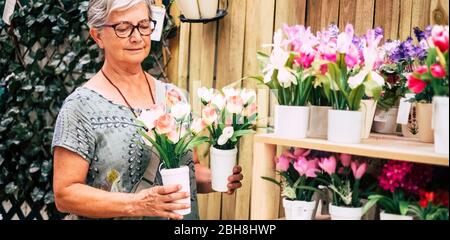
[87,0,153,29]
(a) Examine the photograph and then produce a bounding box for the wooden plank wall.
[165,0,449,220]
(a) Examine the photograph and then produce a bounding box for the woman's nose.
[129,29,143,43]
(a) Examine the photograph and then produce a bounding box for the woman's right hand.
[132,185,190,220]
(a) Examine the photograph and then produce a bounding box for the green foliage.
[0,0,176,219]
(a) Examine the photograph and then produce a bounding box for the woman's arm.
[53,147,189,219]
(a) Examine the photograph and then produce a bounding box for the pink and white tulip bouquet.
[253,25,317,106]
[197,87,258,150]
[317,153,368,207]
[262,148,324,202]
[318,24,386,111]
[137,89,209,169]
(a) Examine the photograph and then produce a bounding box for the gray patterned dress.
[51,80,199,220]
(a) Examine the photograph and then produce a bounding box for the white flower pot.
[210,146,238,192]
[433,96,449,155]
[360,100,377,139]
[274,105,309,139]
[328,110,363,144]
[372,107,399,134]
[282,198,317,220]
[329,204,363,220]
[198,0,219,19]
[379,211,413,220]
[160,166,191,215]
[307,106,331,139]
[177,0,201,19]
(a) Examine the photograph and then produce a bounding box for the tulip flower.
[319,156,337,175]
[351,161,367,180]
[430,64,446,78]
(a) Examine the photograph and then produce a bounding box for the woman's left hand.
[226,166,243,195]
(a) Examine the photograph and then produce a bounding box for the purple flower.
[327,23,339,38]
[414,26,432,42]
[374,27,384,39]
[389,37,416,63]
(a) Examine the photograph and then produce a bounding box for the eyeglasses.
[102,19,157,38]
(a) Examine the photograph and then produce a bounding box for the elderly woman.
[52,0,243,220]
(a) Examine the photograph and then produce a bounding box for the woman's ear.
[89,28,104,49]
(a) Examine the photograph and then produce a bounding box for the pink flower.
[318,156,337,175]
[166,89,183,106]
[243,103,258,117]
[191,118,207,134]
[378,161,433,195]
[407,74,427,94]
[340,153,352,167]
[337,24,354,54]
[320,64,328,75]
[294,157,319,178]
[276,155,291,172]
[351,161,367,180]
[293,148,311,158]
[155,114,176,135]
[295,53,315,68]
[226,95,244,114]
[430,64,446,78]
[415,65,429,75]
[202,105,218,125]
[345,44,359,68]
[431,25,449,53]
[138,104,165,130]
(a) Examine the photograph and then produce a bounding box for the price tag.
[397,97,412,125]
[151,5,166,42]
[2,0,16,25]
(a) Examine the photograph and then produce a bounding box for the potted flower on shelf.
[197,87,258,192]
[407,25,449,153]
[317,153,369,220]
[322,24,385,144]
[407,191,449,220]
[137,90,209,215]
[252,24,315,139]
[373,34,426,134]
[362,161,433,220]
[262,148,324,220]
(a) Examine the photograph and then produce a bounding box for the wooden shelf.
[254,132,449,167]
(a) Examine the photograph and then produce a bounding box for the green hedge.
[0,0,176,219]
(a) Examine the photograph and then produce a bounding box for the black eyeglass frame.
[102,19,157,38]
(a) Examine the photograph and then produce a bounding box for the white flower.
[171,102,191,121]
[217,127,234,145]
[138,104,165,130]
[240,89,256,105]
[223,88,239,99]
[211,94,226,110]
[277,68,297,87]
[191,118,207,134]
[197,87,214,104]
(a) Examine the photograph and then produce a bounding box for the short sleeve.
[51,99,96,164]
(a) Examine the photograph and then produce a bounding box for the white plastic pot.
[282,198,317,220]
[329,204,363,220]
[379,211,413,220]
[372,107,399,134]
[433,96,449,155]
[328,110,363,144]
[307,106,331,139]
[210,146,238,192]
[177,0,201,19]
[160,166,191,215]
[274,105,310,139]
[198,0,219,18]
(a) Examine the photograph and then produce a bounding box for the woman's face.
[92,2,152,66]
